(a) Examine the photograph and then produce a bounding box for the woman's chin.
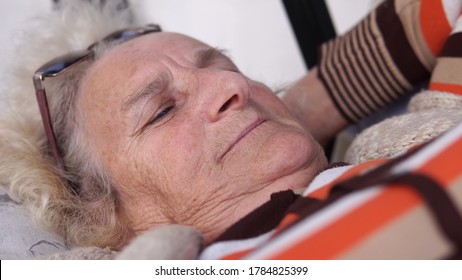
[256,129,327,185]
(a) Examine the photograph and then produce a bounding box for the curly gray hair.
[0,0,144,249]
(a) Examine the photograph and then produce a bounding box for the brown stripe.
[292,146,431,223]
[319,10,403,121]
[335,32,376,116]
[347,22,388,109]
[359,14,401,103]
[326,162,351,169]
[440,33,462,58]
[339,204,452,259]
[368,10,413,96]
[376,0,430,84]
[319,40,363,122]
[352,19,391,108]
[365,11,411,99]
[330,37,370,120]
[395,0,435,70]
[430,57,462,86]
[286,149,419,222]
[341,24,382,113]
[391,174,462,251]
[448,176,462,218]
[318,41,357,122]
[291,147,462,255]
[215,190,299,242]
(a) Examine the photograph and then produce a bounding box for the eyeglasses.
[33,24,162,172]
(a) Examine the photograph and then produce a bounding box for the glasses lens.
[36,24,161,78]
[33,24,162,173]
[36,50,91,78]
[97,24,162,48]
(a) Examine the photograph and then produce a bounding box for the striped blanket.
[200,121,462,259]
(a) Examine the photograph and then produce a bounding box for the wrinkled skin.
[78,32,327,244]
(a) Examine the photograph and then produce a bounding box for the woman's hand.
[282,67,349,146]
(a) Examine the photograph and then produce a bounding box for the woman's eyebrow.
[195,47,230,68]
[121,48,230,113]
[121,71,169,113]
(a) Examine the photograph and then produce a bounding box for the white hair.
[0,0,147,249]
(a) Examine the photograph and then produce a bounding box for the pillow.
[0,187,68,259]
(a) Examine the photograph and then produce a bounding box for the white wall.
[0,0,51,104]
[0,0,52,55]
[134,0,305,88]
[0,0,305,93]
[0,0,381,103]
[326,0,383,35]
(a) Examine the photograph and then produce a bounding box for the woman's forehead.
[107,31,212,59]
[79,32,214,111]
[82,32,205,89]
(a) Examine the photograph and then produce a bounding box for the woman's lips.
[220,118,266,160]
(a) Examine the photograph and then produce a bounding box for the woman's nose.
[194,70,250,122]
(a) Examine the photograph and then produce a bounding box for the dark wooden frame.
[282,0,336,69]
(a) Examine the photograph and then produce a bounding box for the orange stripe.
[276,159,391,233]
[418,136,462,185]
[221,248,253,260]
[429,82,462,95]
[269,184,421,259]
[420,0,452,56]
[269,134,462,259]
[219,160,391,259]
[270,160,390,252]
[274,213,300,234]
[309,158,388,200]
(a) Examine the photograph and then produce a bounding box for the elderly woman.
[54,26,328,246]
[1,0,462,259]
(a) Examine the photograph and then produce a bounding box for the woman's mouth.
[220,118,266,160]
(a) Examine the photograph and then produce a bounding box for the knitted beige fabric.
[407,90,462,112]
[345,91,462,164]
[116,225,202,260]
[45,247,116,260]
[44,225,202,260]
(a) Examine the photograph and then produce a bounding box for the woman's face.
[78,32,327,242]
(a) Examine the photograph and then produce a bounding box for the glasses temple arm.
[34,84,66,171]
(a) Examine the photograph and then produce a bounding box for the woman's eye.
[150,105,174,124]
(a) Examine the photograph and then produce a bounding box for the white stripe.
[248,122,462,259]
[304,165,353,196]
[246,186,383,259]
[442,0,462,28]
[199,231,273,260]
[451,15,462,34]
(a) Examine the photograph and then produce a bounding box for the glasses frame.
[33,24,161,172]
